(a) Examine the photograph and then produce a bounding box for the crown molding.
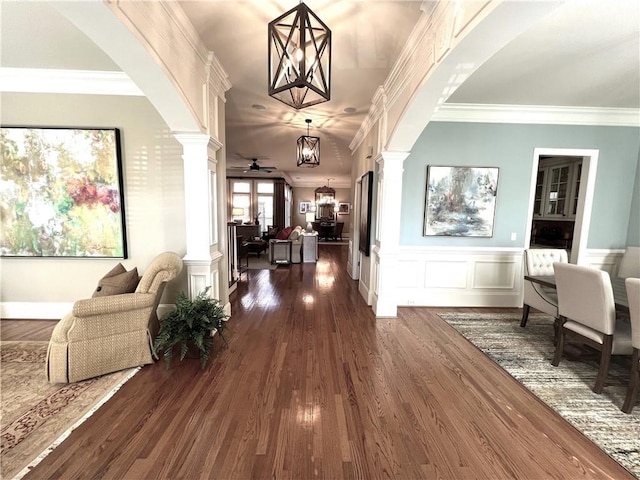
[0,67,143,96]
[432,103,640,127]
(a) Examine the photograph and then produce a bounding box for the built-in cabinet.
[533,157,582,219]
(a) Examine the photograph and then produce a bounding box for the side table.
[302,232,318,263]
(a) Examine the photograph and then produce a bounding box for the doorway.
[526,148,599,264]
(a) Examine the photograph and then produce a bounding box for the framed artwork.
[424,166,498,237]
[338,202,350,215]
[0,126,128,257]
[358,171,373,256]
[299,201,311,214]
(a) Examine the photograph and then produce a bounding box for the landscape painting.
[424,166,498,237]
[0,127,127,257]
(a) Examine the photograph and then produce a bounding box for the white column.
[373,151,409,318]
[174,133,222,300]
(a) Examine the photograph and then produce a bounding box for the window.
[230,181,251,224]
[256,181,274,227]
[228,179,275,228]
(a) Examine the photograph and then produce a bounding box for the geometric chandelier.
[297,119,320,167]
[268,2,331,110]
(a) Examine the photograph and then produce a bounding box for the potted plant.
[152,287,228,369]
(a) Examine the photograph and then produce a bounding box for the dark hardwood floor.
[2,245,633,479]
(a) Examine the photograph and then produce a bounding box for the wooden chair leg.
[622,349,639,414]
[594,335,613,394]
[520,304,530,328]
[551,325,565,367]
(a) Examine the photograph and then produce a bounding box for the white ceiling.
[2,0,639,187]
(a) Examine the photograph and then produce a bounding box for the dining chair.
[521,248,567,327]
[551,262,633,393]
[618,246,640,279]
[622,277,640,413]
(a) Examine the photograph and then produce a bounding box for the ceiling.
[2,1,639,188]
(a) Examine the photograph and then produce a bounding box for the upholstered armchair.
[521,248,567,327]
[46,252,183,383]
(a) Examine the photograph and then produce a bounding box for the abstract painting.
[0,127,127,257]
[424,166,498,237]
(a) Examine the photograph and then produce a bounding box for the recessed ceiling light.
[343,107,357,114]
[252,104,266,110]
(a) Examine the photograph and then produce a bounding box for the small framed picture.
[338,203,350,215]
[299,201,311,214]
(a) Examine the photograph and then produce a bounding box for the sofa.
[269,226,303,264]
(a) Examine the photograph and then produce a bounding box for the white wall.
[1,92,187,319]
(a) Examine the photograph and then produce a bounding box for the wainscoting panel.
[583,249,624,276]
[396,247,624,308]
[397,247,523,307]
[424,260,468,288]
[473,261,517,289]
[396,247,522,307]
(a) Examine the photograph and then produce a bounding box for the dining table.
[525,274,629,313]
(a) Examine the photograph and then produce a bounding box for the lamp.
[268,2,331,109]
[297,119,320,167]
[231,207,244,224]
[305,212,315,232]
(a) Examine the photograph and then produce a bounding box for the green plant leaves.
[152,286,229,370]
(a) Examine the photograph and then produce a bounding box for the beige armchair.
[521,248,567,327]
[46,252,183,383]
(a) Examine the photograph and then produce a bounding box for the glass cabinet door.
[572,163,582,215]
[546,165,570,216]
[533,169,546,216]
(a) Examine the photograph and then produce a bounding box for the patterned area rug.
[0,341,138,479]
[439,312,640,478]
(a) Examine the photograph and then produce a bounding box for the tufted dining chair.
[46,252,183,383]
[622,277,640,413]
[551,262,633,394]
[521,248,568,327]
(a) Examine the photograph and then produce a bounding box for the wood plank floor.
[2,245,634,479]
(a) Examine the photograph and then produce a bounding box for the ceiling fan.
[229,157,277,173]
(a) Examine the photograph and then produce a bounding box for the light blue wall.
[401,122,640,248]
[627,148,640,246]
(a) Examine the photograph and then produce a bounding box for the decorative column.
[174,133,224,300]
[372,150,409,317]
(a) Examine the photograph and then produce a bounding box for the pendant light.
[268,2,331,110]
[297,118,320,167]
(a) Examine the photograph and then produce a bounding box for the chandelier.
[297,119,320,167]
[268,2,331,109]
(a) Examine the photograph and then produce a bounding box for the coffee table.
[245,239,267,258]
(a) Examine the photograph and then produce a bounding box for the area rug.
[438,312,640,478]
[246,256,277,270]
[0,341,139,479]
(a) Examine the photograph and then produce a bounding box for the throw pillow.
[289,226,302,241]
[93,264,140,297]
[276,227,293,240]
